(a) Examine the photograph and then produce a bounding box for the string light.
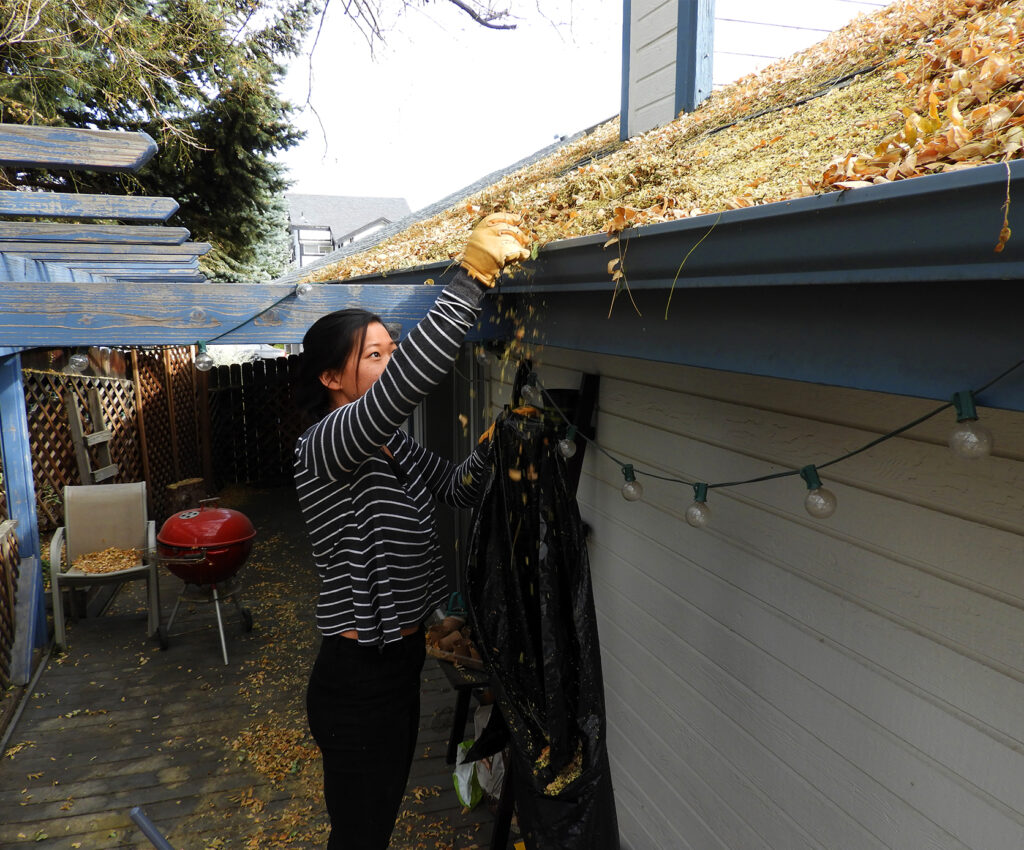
[525,355,1023,523]
[520,372,542,406]
[799,465,837,519]
[558,425,578,459]
[193,283,310,371]
[621,465,643,501]
[68,351,89,373]
[685,483,711,528]
[949,390,994,459]
[194,342,214,372]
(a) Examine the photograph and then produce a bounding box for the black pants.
[306,628,426,849]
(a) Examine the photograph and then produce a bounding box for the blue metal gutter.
[334,161,1024,412]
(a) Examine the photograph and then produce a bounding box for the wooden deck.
[0,485,498,849]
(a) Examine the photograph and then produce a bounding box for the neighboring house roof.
[285,193,411,245]
[272,126,609,285]
[292,0,1024,285]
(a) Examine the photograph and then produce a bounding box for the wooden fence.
[0,346,201,532]
[0,520,18,691]
[208,356,303,487]
[0,346,298,525]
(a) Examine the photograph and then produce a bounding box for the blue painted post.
[0,348,47,682]
[620,0,632,142]
[675,0,715,116]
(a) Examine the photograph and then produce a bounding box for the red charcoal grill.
[157,498,256,664]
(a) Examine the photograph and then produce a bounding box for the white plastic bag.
[473,704,506,800]
[453,739,484,810]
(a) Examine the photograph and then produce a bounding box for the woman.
[294,213,531,849]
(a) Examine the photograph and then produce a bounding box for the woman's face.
[321,321,397,408]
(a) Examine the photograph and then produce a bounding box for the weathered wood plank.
[0,281,481,345]
[0,222,190,244]
[0,240,210,258]
[0,124,157,172]
[93,271,207,283]
[0,190,178,221]
[675,0,715,115]
[37,259,200,273]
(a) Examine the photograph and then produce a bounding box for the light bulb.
[475,345,490,366]
[521,382,541,406]
[295,282,314,298]
[949,391,993,459]
[558,426,578,459]
[804,487,837,518]
[194,345,214,372]
[949,419,993,459]
[686,483,711,528]
[621,465,643,501]
[68,353,89,373]
[685,501,711,528]
[799,465,836,519]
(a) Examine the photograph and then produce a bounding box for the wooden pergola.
[0,124,456,684]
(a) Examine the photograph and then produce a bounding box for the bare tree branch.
[445,0,517,30]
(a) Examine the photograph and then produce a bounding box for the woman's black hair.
[296,307,383,422]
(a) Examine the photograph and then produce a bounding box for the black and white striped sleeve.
[297,271,486,479]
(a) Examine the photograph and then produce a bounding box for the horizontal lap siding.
[485,349,1024,850]
[629,0,679,135]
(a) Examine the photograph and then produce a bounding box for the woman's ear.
[319,369,344,391]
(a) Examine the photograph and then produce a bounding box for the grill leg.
[166,593,184,632]
[212,586,229,665]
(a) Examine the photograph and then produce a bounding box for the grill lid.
[157,499,256,549]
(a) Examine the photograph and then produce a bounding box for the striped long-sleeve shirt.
[294,271,489,646]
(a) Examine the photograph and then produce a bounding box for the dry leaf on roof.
[306,0,1023,288]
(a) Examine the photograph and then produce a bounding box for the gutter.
[332,161,1024,412]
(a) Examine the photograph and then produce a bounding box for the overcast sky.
[275,0,888,212]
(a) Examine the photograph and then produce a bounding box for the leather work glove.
[461,213,532,287]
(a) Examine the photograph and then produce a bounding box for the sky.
[274,0,887,213]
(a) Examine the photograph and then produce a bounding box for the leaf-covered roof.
[305,0,1024,283]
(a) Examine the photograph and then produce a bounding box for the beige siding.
[485,349,1024,850]
[628,0,679,135]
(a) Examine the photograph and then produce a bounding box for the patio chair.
[49,482,162,650]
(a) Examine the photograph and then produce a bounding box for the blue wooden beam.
[0,349,47,680]
[98,271,207,283]
[0,191,179,221]
[0,124,157,173]
[56,264,200,277]
[0,241,209,259]
[675,0,715,115]
[0,222,190,245]
[0,279,489,345]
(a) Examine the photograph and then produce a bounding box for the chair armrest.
[49,527,66,578]
[146,520,156,559]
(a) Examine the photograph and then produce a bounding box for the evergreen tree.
[0,0,318,281]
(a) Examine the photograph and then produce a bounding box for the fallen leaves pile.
[302,0,1024,286]
[71,546,141,574]
[425,615,485,670]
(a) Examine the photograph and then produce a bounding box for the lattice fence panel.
[21,370,143,530]
[209,355,302,487]
[132,347,200,522]
[0,521,19,691]
[167,348,201,483]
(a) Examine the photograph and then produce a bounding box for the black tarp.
[463,376,619,850]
